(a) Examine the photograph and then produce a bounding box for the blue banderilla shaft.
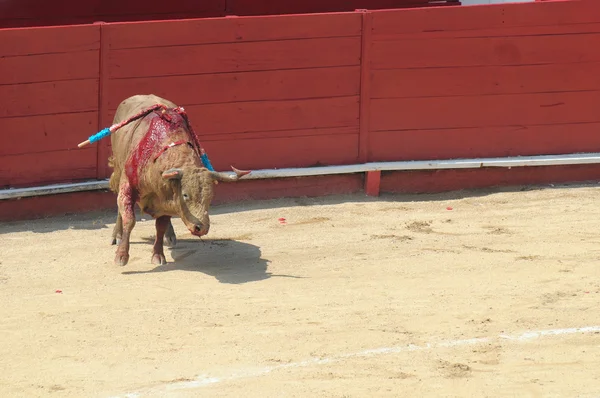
[77,104,166,148]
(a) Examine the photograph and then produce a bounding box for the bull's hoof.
[164,234,177,248]
[151,253,167,265]
[111,238,121,246]
[114,252,129,266]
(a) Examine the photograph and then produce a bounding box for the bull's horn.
[210,166,251,182]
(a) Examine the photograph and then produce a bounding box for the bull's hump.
[124,111,189,187]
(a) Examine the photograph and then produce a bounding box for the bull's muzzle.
[190,223,209,237]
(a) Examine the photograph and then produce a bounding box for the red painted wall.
[365,1,600,162]
[0,25,101,188]
[1,0,600,220]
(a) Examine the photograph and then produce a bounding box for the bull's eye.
[182,193,189,201]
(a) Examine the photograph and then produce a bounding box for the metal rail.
[2,152,600,200]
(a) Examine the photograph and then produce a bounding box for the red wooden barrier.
[0,25,101,188]
[367,0,600,163]
[3,0,600,221]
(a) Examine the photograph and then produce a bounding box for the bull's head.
[161,166,250,237]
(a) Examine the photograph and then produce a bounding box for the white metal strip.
[2,152,600,200]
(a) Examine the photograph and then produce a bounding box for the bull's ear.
[162,168,183,180]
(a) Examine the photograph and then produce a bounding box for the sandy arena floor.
[1,184,600,397]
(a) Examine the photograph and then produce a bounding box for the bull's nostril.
[194,225,202,232]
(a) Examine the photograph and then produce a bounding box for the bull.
[108,94,250,266]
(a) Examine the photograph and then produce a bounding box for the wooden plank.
[380,165,600,195]
[0,24,100,57]
[0,191,116,222]
[181,96,359,135]
[105,13,361,49]
[370,0,600,36]
[370,91,600,131]
[202,133,359,170]
[107,97,360,134]
[198,126,358,142]
[1,80,99,118]
[0,148,98,188]
[373,22,600,41]
[0,112,98,156]
[212,174,362,206]
[371,33,600,70]
[0,51,99,85]
[106,66,360,108]
[368,123,600,162]
[108,37,361,79]
[371,62,600,98]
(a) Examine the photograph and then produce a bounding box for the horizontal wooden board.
[0,51,99,85]
[105,12,361,49]
[0,112,98,156]
[108,37,361,78]
[212,174,362,206]
[370,91,600,131]
[1,80,98,118]
[201,133,359,170]
[0,24,100,57]
[380,164,600,195]
[107,97,359,135]
[0,191,116,222]
[373,21,600,41]
[0,147,97,188]
[371,62,600,98]
[107,66,360,108]
[371,0,600,36]
[368,123,600,162]
[198,126,358,142]
[180,96,359,135]
[371,33,600,69]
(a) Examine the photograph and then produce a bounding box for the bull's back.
[108,94,178,191]
[111,94,178,157]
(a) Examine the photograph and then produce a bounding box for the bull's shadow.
[121,237,282,284]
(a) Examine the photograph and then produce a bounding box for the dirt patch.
[371,234,414,241]
[291,216,331,226]
[405,220,433,233]
[437,360,472,378]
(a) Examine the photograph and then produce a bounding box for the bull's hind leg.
[164,219,177,248]
[152,216,170,265]
[114,181,136,266]
[111,213,123,245]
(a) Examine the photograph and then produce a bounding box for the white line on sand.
[113,325,600,397]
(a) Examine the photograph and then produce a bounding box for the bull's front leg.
[152,216,170,265]
[115,181,136,266]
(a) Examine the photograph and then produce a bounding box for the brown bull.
[108,94,249,266]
